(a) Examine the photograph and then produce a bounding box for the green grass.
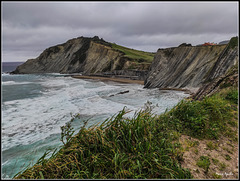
[224,36,238,55]
[225,88,238,104]
[206,141,218,150]
[14,87,238,179]
[225,154,232,160]
[196,156,211,173]
[15,108,192,179]
[159,87,238,140]
[111,43,155,63]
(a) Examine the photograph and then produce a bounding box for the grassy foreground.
[14,87,238,179]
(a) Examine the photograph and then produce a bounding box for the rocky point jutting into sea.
[11,36,153,81]
[12,36,238,95]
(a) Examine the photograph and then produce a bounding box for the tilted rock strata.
[144,38,238,93]
[12,37,148,75]
[193,64,238,100]
[12,36,238,94]
[13,37,92,74]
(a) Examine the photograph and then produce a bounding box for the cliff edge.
[144,37,238,93]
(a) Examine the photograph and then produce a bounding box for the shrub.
[228,36,238,49]
[225,88,238,104]
[225,154,232,160]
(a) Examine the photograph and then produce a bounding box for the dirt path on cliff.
[71,75,144,85]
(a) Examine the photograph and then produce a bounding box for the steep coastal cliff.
[12,36,154,75]
[12,36,238,92]
[144,37,238,93]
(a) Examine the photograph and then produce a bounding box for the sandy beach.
[71,75,144,85]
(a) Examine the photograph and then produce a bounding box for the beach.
[71,75,144,85]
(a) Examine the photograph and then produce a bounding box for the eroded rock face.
[144,37,238,93]
[11,36,135,74]
[12,37,91,74]
[192,64,238,100]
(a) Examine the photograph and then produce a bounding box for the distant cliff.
[12,36,154,75]
[144,37,238,93]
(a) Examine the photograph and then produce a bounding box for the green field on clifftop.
[111,43,155,63]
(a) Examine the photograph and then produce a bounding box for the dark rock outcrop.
[144,37,238,93]
[109,90,129,97]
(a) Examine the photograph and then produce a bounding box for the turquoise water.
[2,66,189,178]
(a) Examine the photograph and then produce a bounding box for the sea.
[1,62,189,178]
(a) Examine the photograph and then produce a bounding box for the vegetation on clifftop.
[111,43,155,63]
[162,90,237,140]
[91,36,155,67]
[228,36,238,49]
[14,84,238,179]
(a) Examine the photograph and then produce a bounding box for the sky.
[1,1,239,62]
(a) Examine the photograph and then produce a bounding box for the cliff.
[12,36,238,90]
[144,37,238,93]
[12,36,154,75]
[193,63,238,100]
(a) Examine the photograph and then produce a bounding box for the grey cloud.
[3,2,124,29]
[113,3,238,36]
[2,1,238,62]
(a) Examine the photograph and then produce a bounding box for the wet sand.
[71,75,144,85]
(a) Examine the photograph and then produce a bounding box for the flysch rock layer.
[12,36,136,75]
[144,37,238,93]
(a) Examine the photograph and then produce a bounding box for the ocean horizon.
[2,62,25,73]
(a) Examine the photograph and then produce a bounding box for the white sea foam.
[2,72,10,76]
[2,80,37,85]
[2,81,15,85]
[2,76,134,151]
[2,80,34,85]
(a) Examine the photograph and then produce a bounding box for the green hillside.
[111,43,155,63]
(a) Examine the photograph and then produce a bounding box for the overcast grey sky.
[2,1,239,62]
